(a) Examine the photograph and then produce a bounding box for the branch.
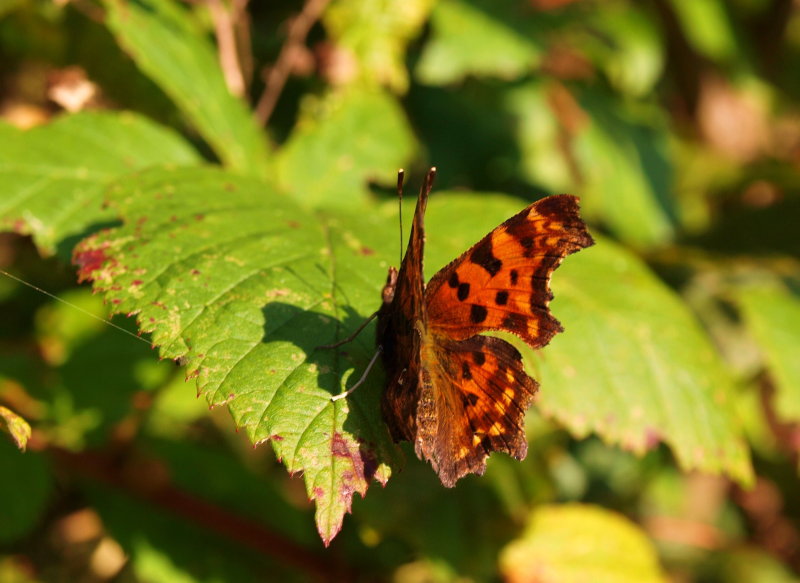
[254,0,330,126]
[208,0,249,97]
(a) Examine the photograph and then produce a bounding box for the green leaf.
[73,166,399,545]
[104,0,270,176]
[735,280,800,423]
[416,0,543,85]
[583,7,664,97]
[0,439,52,543]
[505,83,678,247]
[574,89,677,247]
[667,0,740,62]
[505,81,574,192]
[719,547,800,583]
[0,406,31,451]
[530,237,753,485]
[274,88,416,207]
[0,111,200,254]
[323,0,435,92]
[500,504,666,583]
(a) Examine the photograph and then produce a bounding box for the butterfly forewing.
[424,195,594,347]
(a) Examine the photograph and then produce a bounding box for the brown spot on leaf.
[326,432,378,545]
[73,247,109,282]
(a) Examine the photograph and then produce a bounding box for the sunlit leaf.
[104,0,270,176]
[500,504,666,583]
[574,89,677,247]
[0,112,199,254]
[505,81,574,192]
[583,7,664,97]
[274,88,416,207]
[532,238,753,485]
[416,0,543,84]
[736,280,800,423]
[323,0,435,92]
[667,0,740,62]
[73,166,400,544]
[0,407,30,451]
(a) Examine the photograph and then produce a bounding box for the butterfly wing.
[415,194,593,485]
[425,195,594,347]
[418,334,537,487]
[377,171,434,444]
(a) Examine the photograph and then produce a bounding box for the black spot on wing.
[470,237,502,277]
[510,269,518,286]
[470,304,488,324]
[457,282,470,301]
[448,272,459,288]
[519,236,534,256]
[461,361,472,380]
[472,351,486,365]
[495,290,509,305]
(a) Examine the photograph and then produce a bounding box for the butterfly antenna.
[424,166,437,195]
[396,169,405,265]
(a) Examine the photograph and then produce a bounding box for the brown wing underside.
[416,334,538,487]
[425,195,594,348]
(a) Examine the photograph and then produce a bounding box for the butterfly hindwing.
[417,334,538,487]
[425,195,594,347]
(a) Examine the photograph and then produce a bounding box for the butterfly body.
[377,170,594,487]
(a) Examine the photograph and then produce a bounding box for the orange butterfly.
[375,168,594,487]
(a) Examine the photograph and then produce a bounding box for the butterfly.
[375,168,594,487]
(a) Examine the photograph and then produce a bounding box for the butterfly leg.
[331,346,383,401]
[316,311,378,350]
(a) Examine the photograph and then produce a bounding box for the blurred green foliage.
[0,0,799,581]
